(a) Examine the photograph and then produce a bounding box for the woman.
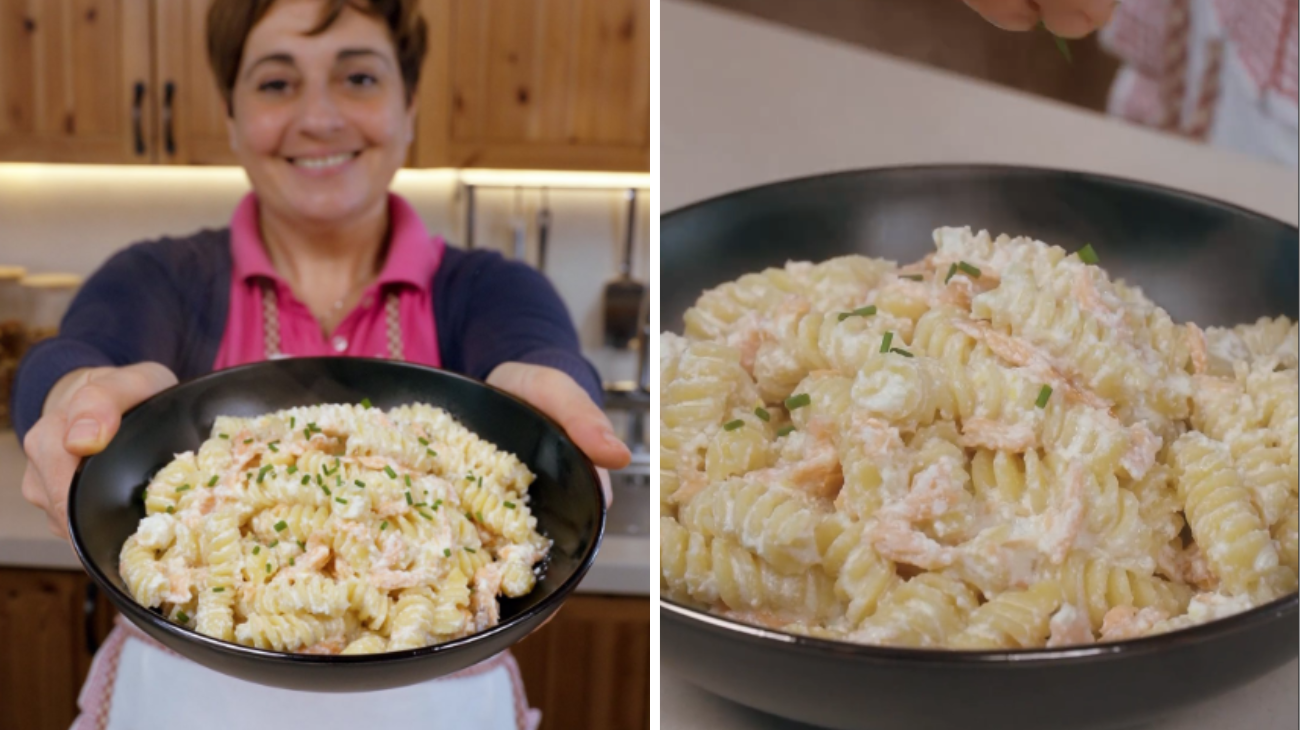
[13,1,629,727]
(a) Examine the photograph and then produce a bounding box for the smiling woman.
[11,1,630,728]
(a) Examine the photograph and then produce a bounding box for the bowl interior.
[70,357,604,665]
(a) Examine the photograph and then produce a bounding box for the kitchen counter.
[661,1,1299,728]
[0,432,648,596]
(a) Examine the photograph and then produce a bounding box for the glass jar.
[0,266,28,431]
[22,272,83,347]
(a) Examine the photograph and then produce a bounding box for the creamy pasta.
[120,402,550,654]
[660,227,1299,649]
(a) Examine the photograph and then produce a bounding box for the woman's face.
[228,0,414,228]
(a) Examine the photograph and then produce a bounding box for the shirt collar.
[228,192,444,293]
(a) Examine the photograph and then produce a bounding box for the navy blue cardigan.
[12,228,601,441]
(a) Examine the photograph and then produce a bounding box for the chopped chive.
[354,479,366,488]
[207,475,219,487]
[289,557,295,566]
[213,586,224,593]
[957,261,981,278]
[336,497,348,504]
[334,457,340,470]
[414,502,426,507]
[1078,244,1099,265]
[336,475,342,487]
[266,563,272,574]
[418,437,429,446]
[404,475,412,487]
[944,263,958,284]
[466,474,475,481]
[166,506,175,514]
[784,393,811,410]
[243,438,253,444]
[177,610,189,623]
[297,540,305,550]
[466,511,474,521]
[837,305,878,322]
[890,348,914,358]
[419,510,434,520]
[478,476,483,488]
[1036,384,1053,408]
[723,419,745,431]
[443,548,452,557]
[476,510,485,523]
[900,273,924,281]
[307,422,319,433]
[289,417,295,428]
[433,500,443,510]
[253,545,260,555]
[755,407,771,422]
[301,475,311,486]
[321,484,332,496]
[405,492,413,505]
[426,449,436,457]
[286,465,297,475]
[218,433,229,439]
[315,474,323,486]
[303,429,312,440]
[360,397,373,409]
[257,465,273,483]
[269,540,278,548]
[504,501,517,510]
[379,521,388,531]
[273,520,288,532]
[464,547,477,554]
[777,425,796,437]
[880,331,894,353]
[384,466,397,479]
[268,441,279,453]
[175,484,191,493]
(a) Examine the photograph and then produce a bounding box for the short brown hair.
[207,0,427,115]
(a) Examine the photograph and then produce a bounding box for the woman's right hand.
[21,362,177,540]
[961,0,1117,37]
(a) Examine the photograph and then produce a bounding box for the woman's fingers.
[487,363,633,471]
[1039,0,1116,38]
[63,362,177,456]
[962,0,1042,30]
[21,416,74,539]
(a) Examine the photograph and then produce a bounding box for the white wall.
[0,164,649,384]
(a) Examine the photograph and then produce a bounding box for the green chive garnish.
[336,497,348,504]
[303,429,312,440]
[336,475,342,487]
[218,433,229,439]
[466,474,475,481]
[1078,244,1099,265]
[785,393,811,410]
[253,545,260,555]
[166,506,175,514]
[405,492,413,504]
[837,305,878,322]
[426,449,436,457]
[404,475,412,487]
[213,587,224,593]
[308,422,319,433]
[777,425,795,437]
[476,510,485,523]
[419,510,434,520]
[504,501,516,510]
[880,331,894,353]
[207,475,219,487]
[890,348,914,358]
[290,417,295,428]
[301,475,311,486]
[175,484,191,493]
[286,465,297,475]
[900,274,924,281]
[321,484,332,496]
[433,500,442,510]
[755,407,770,422]
[315,474,323,486]
[354,479,365,488]
[944,263,959,284]
[360,397,373,408]
[297,540,305,550]
[465,547,477,554]
[266,563,272,573]
[443,548,452,557]
[273,520,287,532]
[268,441,279,452]
[177,610,189,623]
[723,419,745,431]
[289,557,295,566]
[269,540,278,548]
[380,521,388,531]
[1036,384,1053,408]
[257,465,273,483]
[957,261,981,278]
[418,437,429,446]
[384,466,397,479]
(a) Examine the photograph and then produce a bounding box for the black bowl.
[69,357,605,692]
[661,165,1299,730]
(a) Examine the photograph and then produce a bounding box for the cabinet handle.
[131,81,146,156]
[163,81,176,156]
[84,582,100,655]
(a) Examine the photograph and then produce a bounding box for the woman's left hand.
[487,362,631,504]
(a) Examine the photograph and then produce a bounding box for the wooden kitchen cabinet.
[152,0,239,166]
[416,0,651,171]
[0,564,648,730]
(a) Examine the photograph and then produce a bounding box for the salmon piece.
[958,418,1038,452]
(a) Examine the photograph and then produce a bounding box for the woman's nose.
[295,83,347,137]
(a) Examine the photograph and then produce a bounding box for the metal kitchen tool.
[536,188,552,271]
[602,189,644,348]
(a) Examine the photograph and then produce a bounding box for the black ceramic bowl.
[661,165,1299,730]
[69,357,605,692]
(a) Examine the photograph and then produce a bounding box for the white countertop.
[661,1,1298,727]
[0,432,648,596]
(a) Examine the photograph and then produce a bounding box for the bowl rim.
[69,355,606,664]
[661,162,1300,235]
[660,163,1299,665]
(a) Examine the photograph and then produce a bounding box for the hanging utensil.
[536,188,552,272]
[602,188,645,348]
[511,186,527,263]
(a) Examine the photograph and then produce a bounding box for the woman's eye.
[257,79,290,93]
[346,73,378,88]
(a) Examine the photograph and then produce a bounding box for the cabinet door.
[416,0,650,172]
[154,0,238,165]
[0,0,154,163]
[511,595,650,730]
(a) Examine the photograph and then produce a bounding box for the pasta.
[660,226,1299,649]
[119,402,549,654]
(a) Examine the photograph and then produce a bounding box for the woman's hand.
[961,0,1117,37]
[487,362,631,505]
[21,362,178,540]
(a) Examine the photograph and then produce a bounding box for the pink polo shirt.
[213,193,444,369]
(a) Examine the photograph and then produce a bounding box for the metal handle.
[84,582,100,655]
[622,189,637,277]
[131,81,145,156]
[463,184,476,249]
[162,81,176,156]
[536,204,551,271]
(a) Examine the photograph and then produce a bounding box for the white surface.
[660,2,1299,728]
[0,432,648,595]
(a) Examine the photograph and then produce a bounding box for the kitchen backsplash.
[0,165,649,384]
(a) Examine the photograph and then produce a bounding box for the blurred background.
[0,1,648,729]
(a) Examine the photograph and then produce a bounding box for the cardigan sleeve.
[433,248,604,406]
